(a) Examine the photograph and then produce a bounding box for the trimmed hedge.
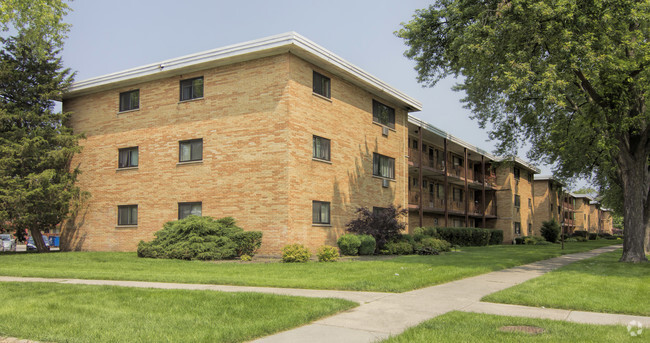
[414,227,503,247]
[317,245,339,262]
[572,230,589,238]
[487,229,503,245]
[137,216,262,260]
[337,234,361,255]
[282,244,311,262]
[358,234,376,255]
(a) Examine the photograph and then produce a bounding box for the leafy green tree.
[0,0,80,252]
[540,219,560,243]
[398,0,649,262]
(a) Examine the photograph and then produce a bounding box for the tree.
[0,0,80,252]
[346,205,407,250]
[398,0,649,262]
[540,219,560,243]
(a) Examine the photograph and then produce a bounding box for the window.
[527,172,533,182]
[373,153,395,179]
[313,135,331,161]
[117,205,137,226]
[312,71,330,98]
[119,90,139,112]
[528,198,532,208]
[453,188,463,202]
[372,100,395,129]
[514,222,521,235]
[179,139,203,162]
[514,167,520,180]
[412,139,418,149]
[312,201,330,224]
[437,184,445,199]
[514,195,521,207]
[118,147,139,168]
[412,177,418,187]
[178,202,202,220]
[453,155,463,167]
[528,223,532,234]
[179,77,204,101]
[373,207,387,216]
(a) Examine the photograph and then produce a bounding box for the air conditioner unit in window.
[382,179,390,188]
[382,126,389,137]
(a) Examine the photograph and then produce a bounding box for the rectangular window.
[117,205,137,226]
[372,206,387,216]
[372,100,395,129]
[313,135,331,161]
[179,76,204,101]
[514,167,521,180]
[312,201,330,224]
[118,147,139,168]
[373,153,395,179]
[312,71,330,98]
[528,223,532,234]
[514,195,521,207]
[527,172,533,182]
[179,139,203,162]
[412,139,418,149]
[453,188,463,202]
[528,198,532,208]
[437,184,445,199]
[119,90,139,112]
[178,202,202,220]
[514,222,521,235]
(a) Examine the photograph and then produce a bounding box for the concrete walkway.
[2,244,647,343]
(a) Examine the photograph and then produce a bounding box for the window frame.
[514,194,521,208]
[312,71,331,98]
[179,138,203,162]
[372,100,395,129]
[312,135,331,161]
[119,89,140,112]
[179,76,204,101]
[118,146,139,169]
[312,201,331,225]
[514,222,521,235]
[514,167,521,180]
[117,205,138,226]
[372,153,395,179]
[178,202,202,220]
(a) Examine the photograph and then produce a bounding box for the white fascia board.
[64,32,422,111]
[408,115,497,161]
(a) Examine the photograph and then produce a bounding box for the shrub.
[317,245,339,262]
[346,205,408,249]
[413,227,439,240]
[240,254,252,261]
[421,237,451,252]
[337,234,361,255]
[540,219,560,243]
[397,234,415,245]
[514,237,525,245]
[535,240,553,245]
[487,229,503,245]
[358,234,376,255]
[588,233,599,240]
[384,241,413,255]
[572,230,588,238]
[282,244,311,262]
[435,227,490,246]
[576,236,588,242]
[137,216,262,260]
[565,237,578,242]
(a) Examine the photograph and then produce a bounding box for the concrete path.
[2,244,647,343]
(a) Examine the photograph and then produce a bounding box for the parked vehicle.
[26,235,50,251]
[0,234,16,252]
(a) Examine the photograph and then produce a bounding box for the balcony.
[408,148,444,173]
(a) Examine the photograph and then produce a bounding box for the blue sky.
[62,0,565,178]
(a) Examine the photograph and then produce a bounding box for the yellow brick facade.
[62,53,408,254]
[495,165,535,242]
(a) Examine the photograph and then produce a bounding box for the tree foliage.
[398,0,650,262]
[0,0,78,252]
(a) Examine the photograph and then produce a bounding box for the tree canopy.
[398,0,649,262]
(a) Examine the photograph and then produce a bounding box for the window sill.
[117,108,140,114]
[178,97,204,104]
[312,158,332,164]
[177,160,203,166]
[116,167,139,171]
[372,121,397,132]
[312,223,332,227]
[312,92,332,102]
[115,225,138,229]
[372,175,395,182]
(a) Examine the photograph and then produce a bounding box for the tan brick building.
[533,176,577,235]
[574,194,594,232]
[493,158,538,242]
[61,33,421,253]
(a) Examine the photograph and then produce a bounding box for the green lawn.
[0,240,618,292]
[0,282,355,343]
[482,250,650,316]
[381,311,638,342]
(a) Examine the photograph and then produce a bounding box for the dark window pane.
[313,71,331,98]
[313,136,330,161]
[119,90,139,112]
[372,153,395,179]
[180,77,203,101]
[191,140,203,161]
[372,100,395,129]
[179,202,202,219]
[179,139,202,162]
[312,201,330,224]
[118,147,138,168]
[118,205,137,225]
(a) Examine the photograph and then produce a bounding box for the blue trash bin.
[51,236,60,247]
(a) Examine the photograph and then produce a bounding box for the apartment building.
[533,176,577,234]
[600,209,614,234]
[61,33,422,253]
[574,194,594,232]
[406,117,539,243]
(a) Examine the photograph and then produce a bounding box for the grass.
[381,311,638,342]
[0,240,618,292]
[0,282,356,343]
[482,250,650,316]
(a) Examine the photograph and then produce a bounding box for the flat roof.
[63,32,422,112]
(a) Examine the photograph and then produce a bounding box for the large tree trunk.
[619,144,648,262]
[28,227,49,253]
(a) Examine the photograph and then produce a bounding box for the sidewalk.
[2,244,646,343]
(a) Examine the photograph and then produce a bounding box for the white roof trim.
[64,32,422,111]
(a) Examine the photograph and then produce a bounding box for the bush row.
[337,234,376,255]
[412,227,503,247]
[281,244,340,262]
